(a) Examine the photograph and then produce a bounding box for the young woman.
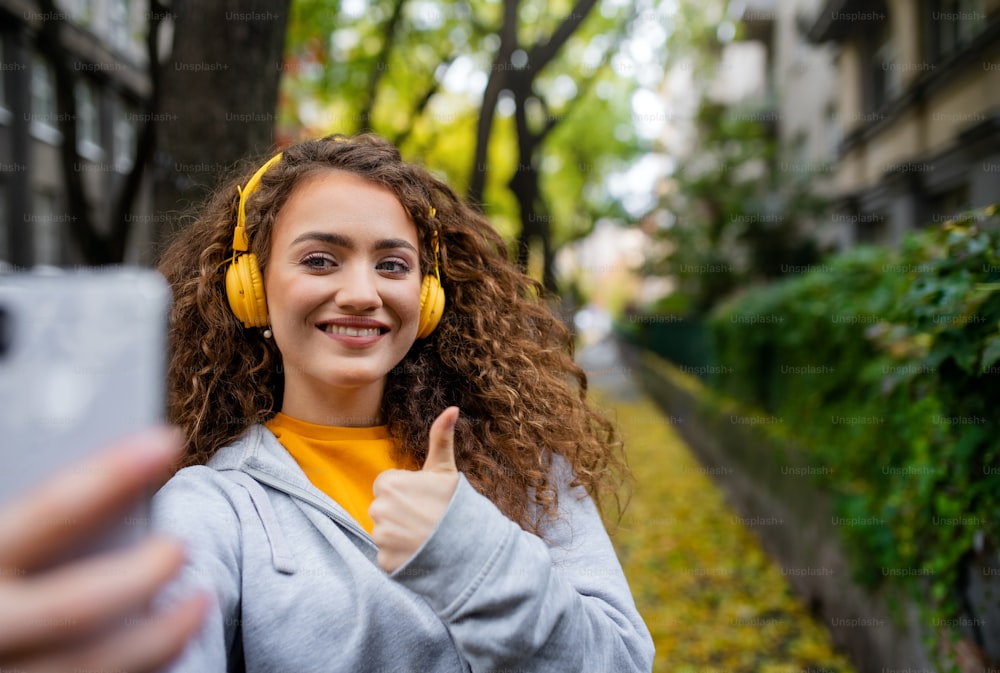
[153,133,654,672]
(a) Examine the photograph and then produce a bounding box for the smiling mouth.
[320,325,387,337]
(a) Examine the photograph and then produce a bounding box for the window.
[0,33,10,125]
[0,186,8,264]
[75,80,102,160]
[76,0,94,26]
[929,0,986,62]
[31,191,62,267]
[113,102,136,173]
[30,53,61,144]
[823,104,840,159]
[109,0,132,53]
[60,0,94,25]
[854,213,888,245]
[791,133,808,168]
[869,21,899,112]
[925,184,969,226]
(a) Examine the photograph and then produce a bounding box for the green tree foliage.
[645,100,826,317]
[633,1,827,317]
[279,0,646,289]
[709,205,1000,668]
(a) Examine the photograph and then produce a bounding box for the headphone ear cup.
[226,253,269,328]
[417,273,445,339]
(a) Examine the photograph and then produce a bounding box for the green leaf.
[980,334,1000,371]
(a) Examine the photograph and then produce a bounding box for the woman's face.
[263,170,423,420]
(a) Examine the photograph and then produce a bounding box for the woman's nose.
[334,263,383,311]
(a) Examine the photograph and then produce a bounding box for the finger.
[11,592,208,673]
[371,468,400,494]
[0,426,182,571]
[0,536,185,654]
[422,406,459,473]
[377,548,408,574]
[72,592,208,673]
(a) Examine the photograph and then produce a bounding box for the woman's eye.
[302,255,336,270]
[376,259,411,274]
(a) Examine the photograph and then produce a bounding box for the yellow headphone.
[225,151,446,339]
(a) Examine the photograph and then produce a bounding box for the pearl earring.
[262,327,273,339]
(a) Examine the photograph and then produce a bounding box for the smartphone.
[0,268,170,545]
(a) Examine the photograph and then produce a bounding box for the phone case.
[0,268,170,508]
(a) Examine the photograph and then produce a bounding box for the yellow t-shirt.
[265,413,409,534]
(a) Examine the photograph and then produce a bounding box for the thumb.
[422,406,459,473]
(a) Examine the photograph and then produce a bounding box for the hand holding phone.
[0,269,206,671]
[0,427,207,672]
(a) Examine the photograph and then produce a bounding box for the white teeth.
[323,325,381,337]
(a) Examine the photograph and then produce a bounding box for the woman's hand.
[0,427,207,673]
[370,406,460,573]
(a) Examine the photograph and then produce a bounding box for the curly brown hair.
[157,133,627,534]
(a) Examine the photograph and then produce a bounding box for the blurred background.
[2,0,999,671]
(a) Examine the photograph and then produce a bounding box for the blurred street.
[578,337,855,673]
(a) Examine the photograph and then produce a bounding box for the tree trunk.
[36,0,106,263]
[509,81,557,293]
[467,0,518,210]
[152,0,291,249]
[474,0,598,287]
[359,0,407,133]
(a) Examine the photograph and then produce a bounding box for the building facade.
[801,0,1000,246]
[725,0,1000,248]
[0,0,155,267]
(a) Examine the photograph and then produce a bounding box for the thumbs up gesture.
[370,407,460,573]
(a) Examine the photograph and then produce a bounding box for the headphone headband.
[429,226,441,283]
[234,152,283,253]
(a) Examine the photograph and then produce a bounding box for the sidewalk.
[578,337,855,673]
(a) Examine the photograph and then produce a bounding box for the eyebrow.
[289,231,418,254]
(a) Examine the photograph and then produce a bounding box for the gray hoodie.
[153,424,655,673]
